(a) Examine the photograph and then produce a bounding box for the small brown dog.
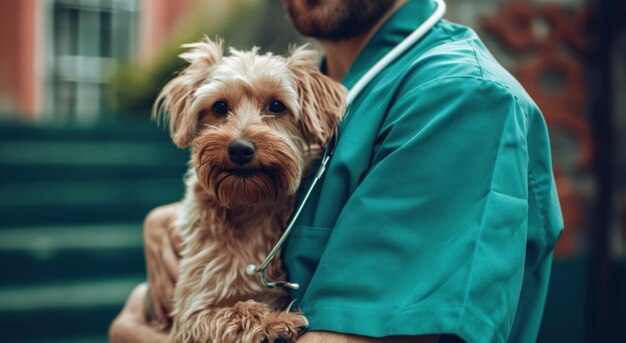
[153,37,345,343]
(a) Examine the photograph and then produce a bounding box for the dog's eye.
[268,100,286,114]
[212,101,229,116]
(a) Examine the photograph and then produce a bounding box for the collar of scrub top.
[246,0,447,290]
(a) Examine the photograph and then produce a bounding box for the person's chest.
[281,53,423,301]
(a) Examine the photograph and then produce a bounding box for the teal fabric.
[282,1,564,342]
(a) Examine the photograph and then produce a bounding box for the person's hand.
[109,283,171,343]
[144,202,183,324]
[297,331,440,343]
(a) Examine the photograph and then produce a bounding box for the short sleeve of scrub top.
[282,1,564,343]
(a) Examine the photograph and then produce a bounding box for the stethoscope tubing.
[246,0,447,289]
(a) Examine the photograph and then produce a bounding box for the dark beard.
[284,0,398,41]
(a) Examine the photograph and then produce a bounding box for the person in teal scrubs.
[110,1,563,342]
[283,1,564,342]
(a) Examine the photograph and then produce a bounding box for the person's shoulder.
[396,20,538,116]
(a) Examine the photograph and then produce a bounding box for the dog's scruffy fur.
[153,37,345,343]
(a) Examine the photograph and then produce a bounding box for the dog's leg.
[172,300,307,343]
[259,308,309,343]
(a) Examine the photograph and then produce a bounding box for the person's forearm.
[109,284,172,343]
[109,317,170,343]
[298,331,440,343]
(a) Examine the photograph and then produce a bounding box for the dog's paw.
[260,312,308,343]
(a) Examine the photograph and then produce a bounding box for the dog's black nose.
[228,139,255,165]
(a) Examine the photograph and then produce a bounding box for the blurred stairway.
[0,121,188,343]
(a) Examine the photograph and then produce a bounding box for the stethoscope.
[246,0,447,290]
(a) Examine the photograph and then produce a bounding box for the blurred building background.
[0,0,624,342]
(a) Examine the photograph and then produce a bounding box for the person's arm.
[299,332,440,343]
[110,203,182,342]
[109,284,171,343]
[143,202,183,324]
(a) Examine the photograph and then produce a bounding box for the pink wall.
[140,0,194,61]
[0,0,41,118]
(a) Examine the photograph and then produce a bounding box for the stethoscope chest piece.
[246,263,300,289]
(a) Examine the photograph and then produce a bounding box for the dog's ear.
[288,46,346,146]
[153,36,223,148]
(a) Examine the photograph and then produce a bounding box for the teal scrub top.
[282,1,564,342]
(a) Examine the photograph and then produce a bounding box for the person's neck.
[320,0,408,82]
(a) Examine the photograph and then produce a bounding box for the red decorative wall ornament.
[483,3,590,53]
[483,3,537,52]
[516,50,593,168]
[483,3,593,258]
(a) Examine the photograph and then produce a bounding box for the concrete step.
[0,120,172,142]
[0,277,143,342]
[1,140,187,168]
[0,179,184,227]
[0,224,144,286]
[0,121,176,342]
[2,164,186,183]
[0,121,188,183]
[0,138,188,183]
[1,179,184,207]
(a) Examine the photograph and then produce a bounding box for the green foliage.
[108,1,307,118]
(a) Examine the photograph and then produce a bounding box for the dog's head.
[154,37,346,208]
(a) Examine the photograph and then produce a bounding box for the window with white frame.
[46,0,138,121]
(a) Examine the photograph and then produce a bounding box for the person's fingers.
[162,237,180,282]
[147,251,173,322]
[151,289,166,322]
[146,254,167,322]
[150,248,174,314]
[163,285,174,314]
[160,263,175,313]
[169,226,184,257]
[162,203,183,256]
